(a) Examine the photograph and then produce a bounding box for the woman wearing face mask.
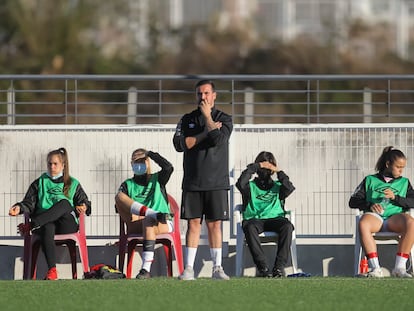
[115,148,174,279]
[9,147,91,280]
[236,151,295,278]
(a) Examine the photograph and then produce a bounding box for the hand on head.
[260,161,278,173]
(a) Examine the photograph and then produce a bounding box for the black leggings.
[32,200,78,269]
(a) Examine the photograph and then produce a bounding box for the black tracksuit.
[173,107,233,191]
[236,163,295,272]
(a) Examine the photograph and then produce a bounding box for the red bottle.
[360,257,369,274]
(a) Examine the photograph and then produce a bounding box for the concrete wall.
[0,242,401,279]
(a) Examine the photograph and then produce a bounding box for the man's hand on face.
[199,99,212,118]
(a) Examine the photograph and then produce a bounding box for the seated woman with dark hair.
[236,151,295,278]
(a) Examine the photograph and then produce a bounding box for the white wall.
[2,124,413,279]
[2,124,414,243]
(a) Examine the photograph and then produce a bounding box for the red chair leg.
[77,238,89,277]
[162,242,173,277]
[23,235,32,280]
[173,235,184,275]
[118,238,127,274]
[126,241,138,278]
[31,240,41,280]
[66,241,78,279]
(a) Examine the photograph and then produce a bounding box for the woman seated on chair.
[115,148,174,279]
[349,146,414,278]
[8,147,91,280]
[235,151,295,278]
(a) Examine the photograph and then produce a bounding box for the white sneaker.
[212,266,230,280]
[178,265,195,280]
[392,268,413,278]
[366,267,384,278]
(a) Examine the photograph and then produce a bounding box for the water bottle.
[359,256,369,274]
[380,198,389,215]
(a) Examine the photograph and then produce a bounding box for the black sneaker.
[272,268,284,278]
[257,267,272,278]
[136,269,151,279]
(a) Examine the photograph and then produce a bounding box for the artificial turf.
[1,277,413,311]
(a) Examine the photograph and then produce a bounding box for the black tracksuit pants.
[242,216,294,271]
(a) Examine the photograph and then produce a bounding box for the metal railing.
[2,74,414,125]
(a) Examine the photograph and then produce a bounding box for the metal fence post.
[7,86,15,125]
[244,87,254,124]
[363,87,372,123]
[127,87,137,124]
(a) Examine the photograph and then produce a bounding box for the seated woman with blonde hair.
[115,148,174,279]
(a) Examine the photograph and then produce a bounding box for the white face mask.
[132,163,147,175]
[47,171,63,180]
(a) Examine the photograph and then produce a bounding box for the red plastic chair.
[23,212,90,280]
[118,194,184,278]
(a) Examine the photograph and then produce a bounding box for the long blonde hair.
[47,147,71,197]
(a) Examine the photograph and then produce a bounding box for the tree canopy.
[0,0,413,75]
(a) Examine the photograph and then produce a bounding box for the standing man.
[173,80,233,280]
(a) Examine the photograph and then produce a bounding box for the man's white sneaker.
[366,267,384,278]
[212,266,230,280]
[392,268,413,278]
[178,265,195,280]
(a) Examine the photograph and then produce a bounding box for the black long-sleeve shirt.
[173,107,233,191]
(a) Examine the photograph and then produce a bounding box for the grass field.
[1,277,414,311]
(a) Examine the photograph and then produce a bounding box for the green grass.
[1,277,414,311]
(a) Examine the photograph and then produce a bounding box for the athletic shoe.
[272,268,284,278]
[366,267,384,278]
[44,267,58,280]
[178,265,195,280]
[136,268,151,279]
[212,266,230,280]
[257,267,272,278]
[391,268,413,278]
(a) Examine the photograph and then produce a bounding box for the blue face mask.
[132,163,147,175]
[47,171,63,180]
